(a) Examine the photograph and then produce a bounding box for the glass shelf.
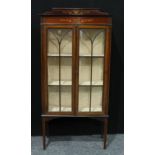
[48,53,72,57]
[78,107,102,112]
[79,54,104,57]
[48,81,72,86]
[79,81,103,86]
[48,107,72,112]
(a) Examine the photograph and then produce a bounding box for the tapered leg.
[42,118,46,150]
[47,120,49,138]
[103,118,108,149]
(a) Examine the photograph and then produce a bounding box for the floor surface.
[32,134,124,155]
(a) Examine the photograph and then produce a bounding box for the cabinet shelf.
[48,53,72,57]
[79,81,103,86]
[48,81,103,86]
[48,81,72,86]
[79,107,102,112]
[79,54,104,57]
[48,107,72,112]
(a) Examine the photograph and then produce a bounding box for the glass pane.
[92,58,104,85]
[48,86,59,112]
[48,29,72,56]
[61,57,72,85]
[61,86,72,111]
[47,28,72,112]
[91,87,102,112]
[78,86,90,112]
[79,58,91,85]
[48,57,59,85]
[78,28,105,113]
[79,29,105,56]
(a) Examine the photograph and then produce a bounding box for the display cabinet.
[41,8,112,149]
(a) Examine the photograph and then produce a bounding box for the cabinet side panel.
[103,27,112,115]
[41,25,48,114]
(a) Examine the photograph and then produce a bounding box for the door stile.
[72,26,77,115]
[74,26,79,116]
[41,25,48,114]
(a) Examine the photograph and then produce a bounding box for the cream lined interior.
[48,57,59,84]
[48,29,72,56]
[79,58,104,85]
[48,86,59,112]
[79,30,105,56]
[78,87,90,112]
[78,86,103,112]
[48,57,72,85]
[61,86,72,111]
[79,58,91,85]
[92,58,104,84]
[91,87,103,112]
[48,86,72,112]
[61,58,72,83]
[48,57,72,112]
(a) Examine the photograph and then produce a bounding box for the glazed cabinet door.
[77,26,107,115]
[41,26,75,114]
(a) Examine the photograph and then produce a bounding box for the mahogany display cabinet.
[40,8,112,150]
